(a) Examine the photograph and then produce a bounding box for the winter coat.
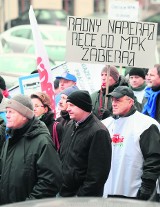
[142,86,160,124]
[91,76,129,120]
[40,110,64,148]
[0,117,62,205]
[59,113,111,197]
[56,110,71,127]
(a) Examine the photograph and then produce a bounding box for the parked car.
[0,53,54,88]
[4,8,68,30]
[0,39,12,54]
[24,41,66,66]
[0,24,67,53]
[143,12,160,36]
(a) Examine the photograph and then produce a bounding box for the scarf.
[130,82,146,91]
[142,87,160,118]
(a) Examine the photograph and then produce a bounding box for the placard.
[66,16,157,68]
[108,0,139,21]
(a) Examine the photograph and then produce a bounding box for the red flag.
[29,5,56,114]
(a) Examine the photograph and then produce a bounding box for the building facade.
[0,0,108,32]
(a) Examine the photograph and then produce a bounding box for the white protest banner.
[11,62,105,98]
[29,5,56,113]
[108,0,139,21]
[66,16,157,68]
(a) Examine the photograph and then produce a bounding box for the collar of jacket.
[60,110,70,120]
[113,106,136,119]
[151,85,160,92]
[74,113,92,128]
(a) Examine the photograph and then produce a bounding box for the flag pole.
[104,65,110,109]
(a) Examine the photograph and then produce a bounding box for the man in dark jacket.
[0,94,62,205]
[59,90,111,197]
[91,65,129,120]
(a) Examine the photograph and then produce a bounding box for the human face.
[59,94,68,111]
[112,96,134,116]
[129,75,145,88]
[67,102,88,122]
[6,108,28,129]
[59,79,76,91]
[101,72,116,88]
[31,98,47,117]
[146,67,160,87]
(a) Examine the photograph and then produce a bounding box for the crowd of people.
[0,63,160,205]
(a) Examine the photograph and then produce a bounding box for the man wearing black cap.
[102,86,160,201]
[0,94,62,205]
[129,67,147,103]
[59,90,111,197]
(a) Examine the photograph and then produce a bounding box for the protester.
[56,85,79,126]
[129,67,147,103]
[54,79,61,95]
[59,90,111,197]
[102,86,160,201]
[0,94,62,205]
[0,76,11,98]
[31,91,63,151]
[55,71,78,118]
[142,64,160,123]
[91,65,128,120]
[56,72,77,92]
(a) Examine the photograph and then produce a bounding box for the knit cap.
[61,85,79,97]
[67,90,92,112]
[129,67,146,79]
[101,65,120,82]
[31,92,51,110]
[6,94,34,119]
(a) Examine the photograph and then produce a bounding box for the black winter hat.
[66,90,92,112]
[129,67,146,79]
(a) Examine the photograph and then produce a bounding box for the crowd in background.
[0,63,160,205]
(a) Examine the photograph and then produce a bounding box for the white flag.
[29,5,56,114]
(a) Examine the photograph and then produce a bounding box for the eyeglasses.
[34,105,44,109]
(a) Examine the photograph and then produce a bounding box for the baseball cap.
[107,86,134,99]
[56,72,77,82]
